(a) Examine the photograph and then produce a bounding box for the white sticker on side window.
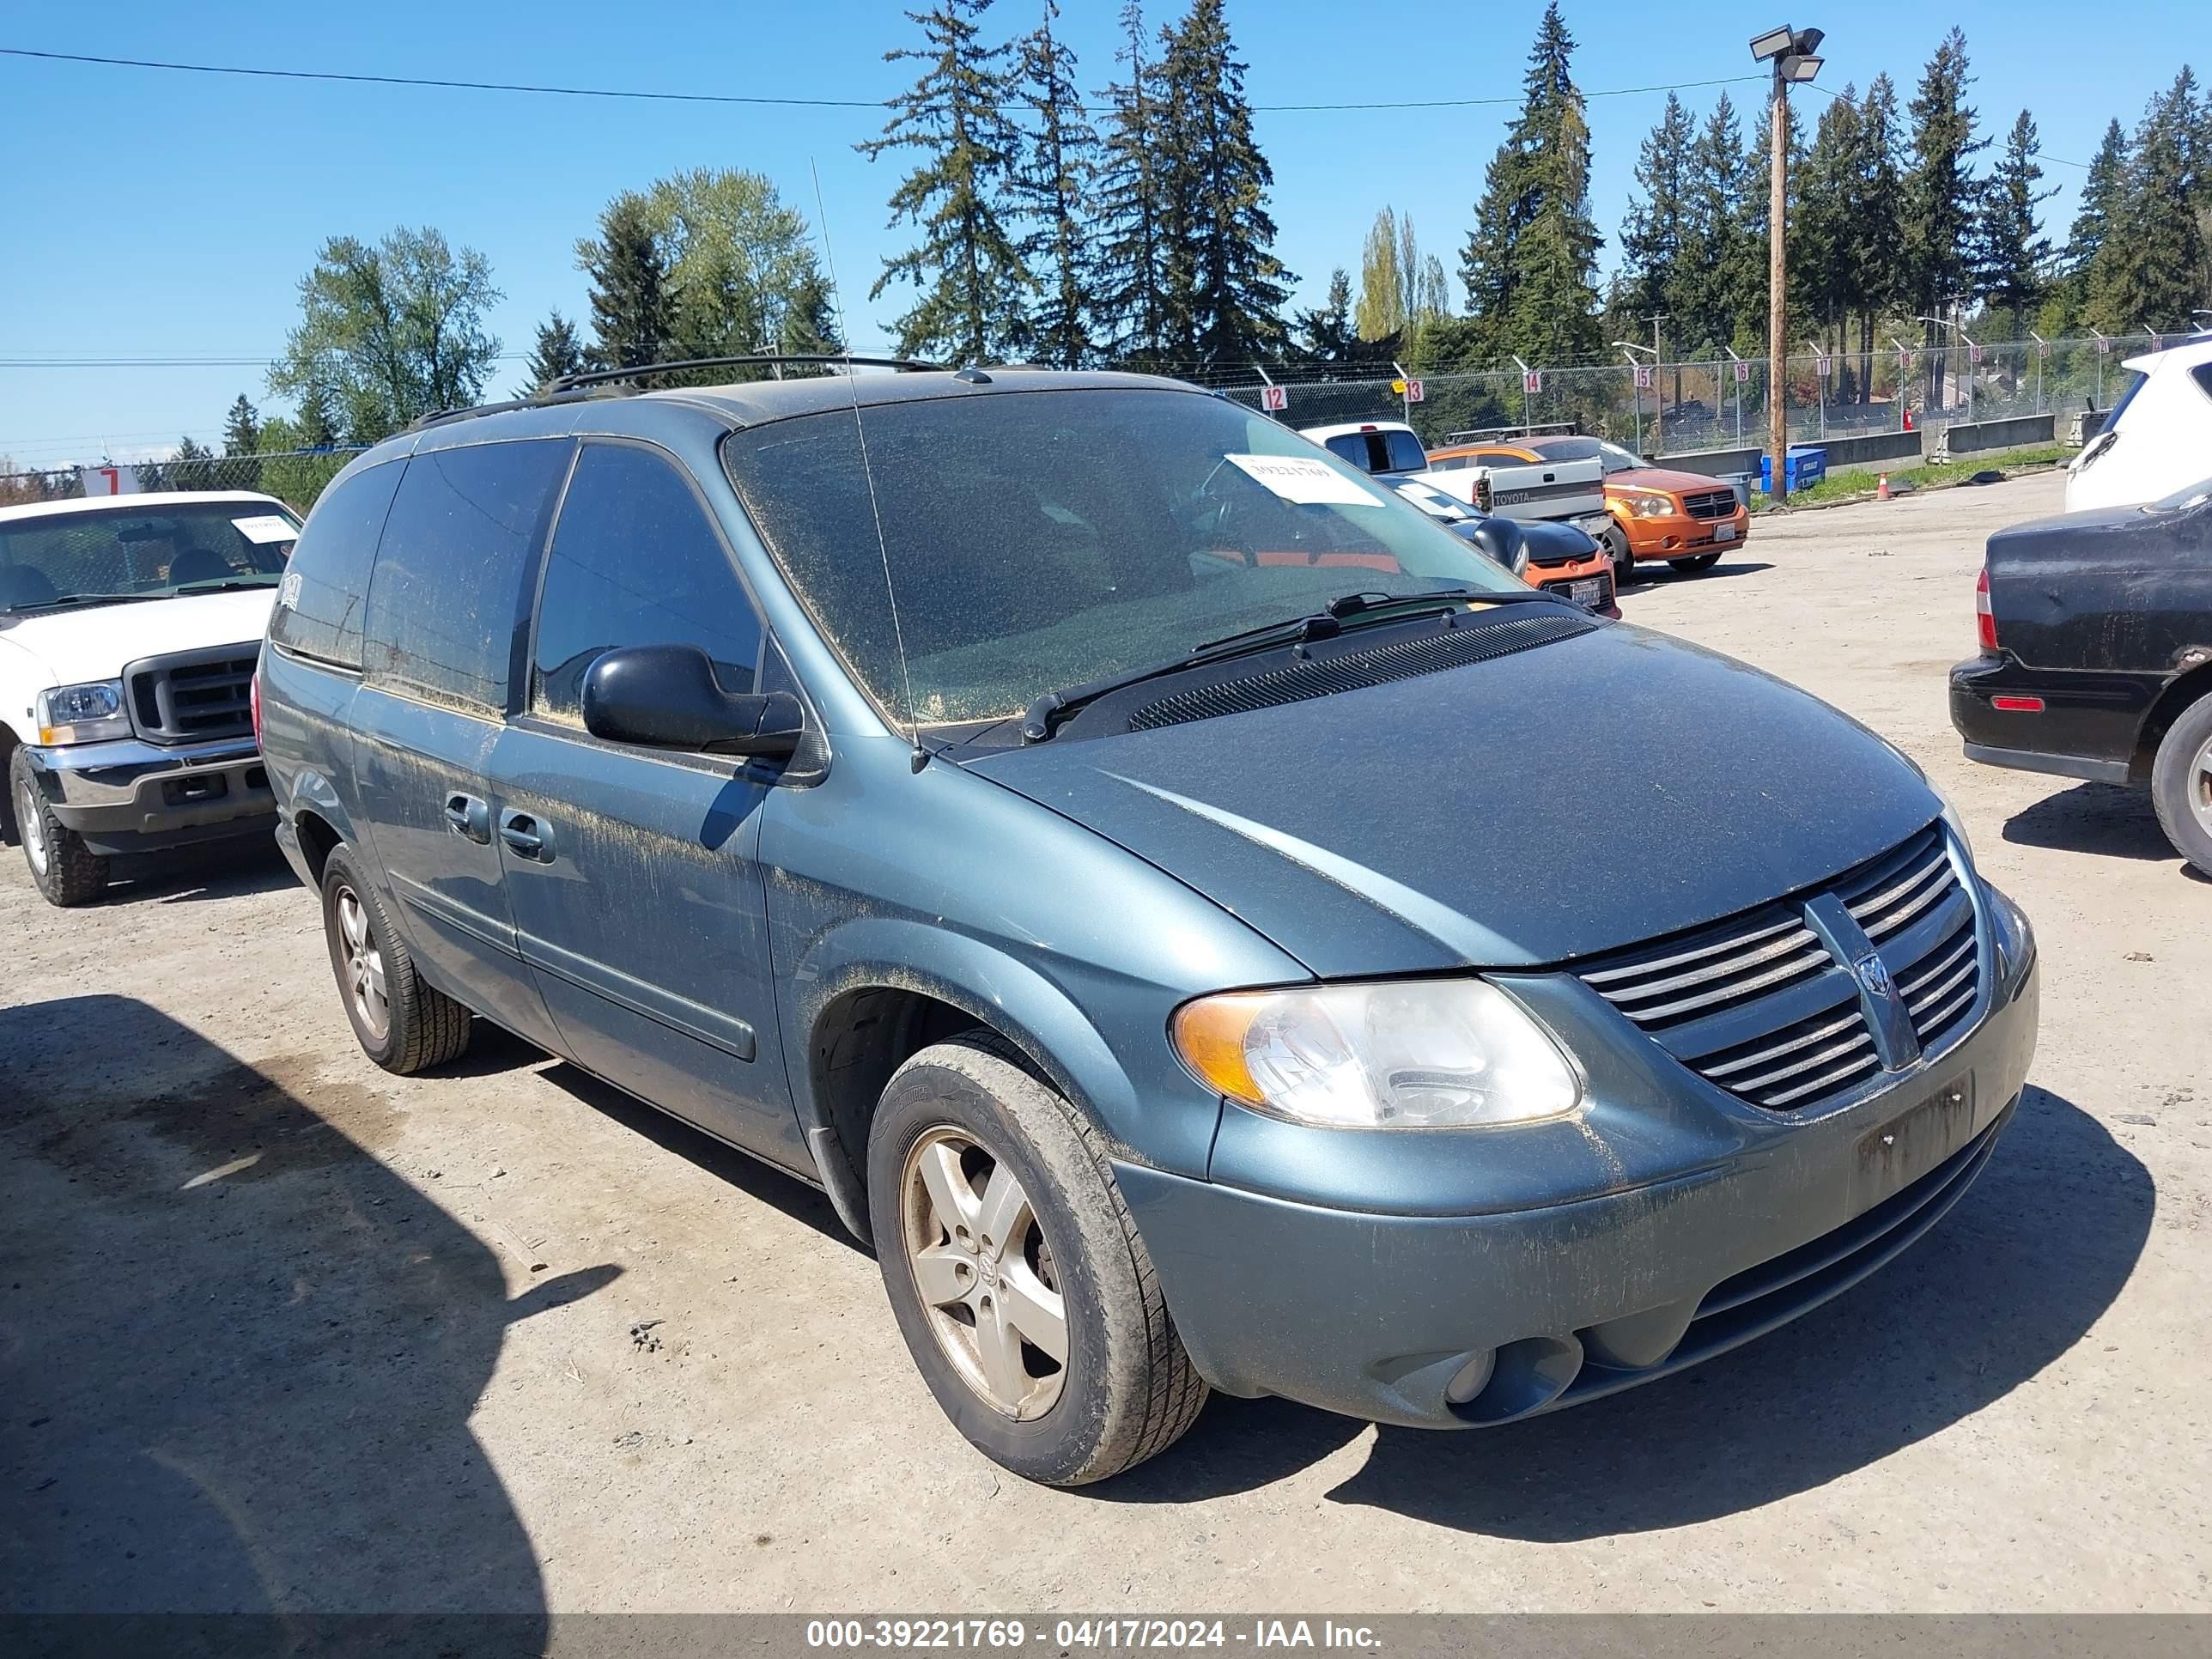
[232,514,299,544]
[1221,453,1382,507]
[279,571,303,608]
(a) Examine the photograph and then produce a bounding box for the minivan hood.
[0,588,276,687]
[969,622,1936,976]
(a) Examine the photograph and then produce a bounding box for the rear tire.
[867,1033,1206,1486]
[1678,552,1722,574]
[2150,695,2212,878]
[10,747,108,907]
[319,844,471,1073]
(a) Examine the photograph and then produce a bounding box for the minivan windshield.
[723,388,1528,726]
[0,500,298,615]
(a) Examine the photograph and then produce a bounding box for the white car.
[2,489,301,905]
[2065,335,2212,513]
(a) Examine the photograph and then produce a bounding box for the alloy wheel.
[2193,733,2212,838]
[20,781,49,877]
[334,885,389,1041]
[899,1126,1068,1419]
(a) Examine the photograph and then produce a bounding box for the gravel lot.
[3,468,2206,1619]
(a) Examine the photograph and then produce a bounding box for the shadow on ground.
[1102,1085,2149,1537]
[96,840,298,907]
[0,995,617,1643]
[2002,781,2177,863]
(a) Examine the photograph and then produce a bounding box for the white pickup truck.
[1298,419,1610,539]
[2,490,301,906]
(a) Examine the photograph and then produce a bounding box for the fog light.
[1444,1350,1496,1404]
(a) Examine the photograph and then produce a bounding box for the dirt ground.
[3,469,2207,1620]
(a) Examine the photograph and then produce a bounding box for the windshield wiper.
[1018,586,1561,744]
[10,592,168,612]
[173,580,279,594]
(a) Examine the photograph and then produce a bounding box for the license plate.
[1853,1078,1975,1209]
[1712,522,1737,542]
[1568,578,1601,605]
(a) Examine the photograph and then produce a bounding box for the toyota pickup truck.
[1298,420,1611,540]
[2,489,301,905]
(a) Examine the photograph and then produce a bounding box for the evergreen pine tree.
[1617,93,1695,343]
[1011,1,1101,368]
[1154,0,1293,371]
[2087,69,2209,335]
[579,194,674,371]
[1676,93,1754,356]
[1972,111,2055,334]
[526,312,585,390]
[1903,27,1987,398]
[859,0,1030,364]
[2061,118,2130,288]
[1093,2,1170,362]
[221,394,260,457]
[778,266,844,356]
[296,384,339,450]
[1795,85,1863,366]
[1457,2,1603,362]
[1849,75,1909,395]
[1295,268,1357,363]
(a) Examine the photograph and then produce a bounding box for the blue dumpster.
[1759,446,1828,493]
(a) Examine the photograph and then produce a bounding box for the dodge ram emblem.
[1856,953,1895,999]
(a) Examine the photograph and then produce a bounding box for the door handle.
[443,793,490,842]
[498,809,553,862]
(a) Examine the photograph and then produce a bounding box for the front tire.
[2150,695,2212,877]
[319,844,471,1073]
[867,1034,1206,1486]
[10,747,107,907]
[1678,552,1722,574]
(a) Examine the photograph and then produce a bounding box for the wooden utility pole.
[1768,80,1790,503]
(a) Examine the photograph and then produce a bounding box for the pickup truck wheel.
[868,1033,1207,1486]
[319,845,471,1073]
[10,748,108,907]
[1677,552,1722,574]
[2150,695,2212,877]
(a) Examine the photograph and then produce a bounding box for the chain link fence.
[1220,332,2164,458]
[0,448,368,514]
[3,332,2166,512]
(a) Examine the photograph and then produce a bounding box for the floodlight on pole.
[1753,21,1822,502]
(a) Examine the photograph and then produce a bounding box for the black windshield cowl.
[6,592,169,614]
[1019,586,1571,744]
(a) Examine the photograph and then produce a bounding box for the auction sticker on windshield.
[232,514,299,544]
[1223,453,1381,507]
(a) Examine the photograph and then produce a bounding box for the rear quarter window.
[268,461,402,668]
[363,440,571,714]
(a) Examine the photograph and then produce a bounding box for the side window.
[531,443,763,725]
[268,460,402,667]
[364,441,570,714]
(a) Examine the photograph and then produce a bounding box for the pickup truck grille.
[1681,489,1738,520]
[1575,823,1984,1113]
[126,644,258,744]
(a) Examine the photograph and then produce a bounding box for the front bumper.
[1116,947,2038,1430]
[1618,505,1750,557]
[22,736,276,855]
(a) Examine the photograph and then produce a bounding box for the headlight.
[1620,491,1674,518]
[1983,879,2035,994]
[35,679,131,744]
[1171,979,1582,1129]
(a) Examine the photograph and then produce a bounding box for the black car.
[1950,479,2212,873]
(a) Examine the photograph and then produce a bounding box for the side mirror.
[1468,517,1529,576]
[581,645,803,759]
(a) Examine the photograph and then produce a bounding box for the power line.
[1,45,1768,116]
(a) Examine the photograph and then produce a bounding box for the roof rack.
[1440,420,1583,445]
[405,353,945,434]
[548,353,940,392]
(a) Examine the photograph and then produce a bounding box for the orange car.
[1525,436,1752,582]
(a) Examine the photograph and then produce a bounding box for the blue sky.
[1,0,2196,470]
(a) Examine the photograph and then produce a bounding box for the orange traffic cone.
[1876,473,1891,501]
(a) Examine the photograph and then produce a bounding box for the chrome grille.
[125,643,258,743]
[1682,489,1737,520]
[1576,822,1984,1113]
